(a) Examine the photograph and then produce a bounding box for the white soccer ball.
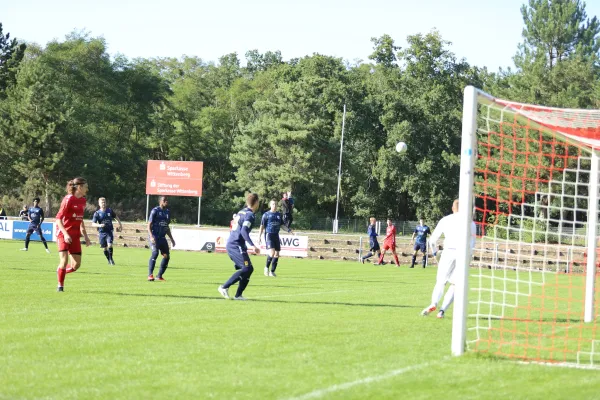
[395,142,407,153]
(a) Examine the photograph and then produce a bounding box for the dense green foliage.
[0,1,599,224]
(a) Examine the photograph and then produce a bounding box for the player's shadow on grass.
[290,276,415,285]
[7,267,106,276]
[85,290,420,309]
[467,316,585,324]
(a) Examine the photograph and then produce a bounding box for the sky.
[2,0,600,71]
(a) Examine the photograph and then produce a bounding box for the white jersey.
[430,213,476,251]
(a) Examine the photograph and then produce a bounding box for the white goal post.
[453,86,600,366]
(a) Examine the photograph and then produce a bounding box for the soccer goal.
[453,86,600,369]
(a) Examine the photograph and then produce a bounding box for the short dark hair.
[33,197,40,203]
[159,196,168,202]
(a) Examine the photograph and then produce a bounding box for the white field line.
[516,360,600,370]
[283,358,449,400]
[0,290,351,317]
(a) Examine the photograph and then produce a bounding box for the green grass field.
[2,240,599,399]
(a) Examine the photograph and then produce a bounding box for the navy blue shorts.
[370,240,380,252]
[151,237,170,255]
[414,242,426,252]
[26,223,43,236]
[99,231,114,248]
[265,233,281,251]
[227,243,252,269]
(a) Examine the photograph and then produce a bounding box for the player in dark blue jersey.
[361,217,383,264]
[20,197,50,253]
[147,196,175,281]
[91,197,123,265]
[410,218,431,268]
[218,193,260,300]
[280,191,294,231]
[258,199,293,277]
[19,205,28,220]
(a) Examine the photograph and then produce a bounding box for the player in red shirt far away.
[375,218,400,266]
[55,177,91,292]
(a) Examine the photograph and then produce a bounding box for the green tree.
[0,22,26,97]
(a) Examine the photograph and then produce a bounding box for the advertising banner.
[12,221,55,241]
[146,160,203,197]
[172,228,308,258]
[0,220,13,240]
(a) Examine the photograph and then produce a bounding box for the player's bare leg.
[66,254,82,274]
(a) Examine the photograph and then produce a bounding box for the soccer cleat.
[269,271,277,277]
[57,286,64,292]
[421,305,436,316]
[156,277,166,281]
[110,260,116,266]
[218,285,230,299]
[45,249,51,254]
[148,275,155,281]
[264,267,269,276]
[437,310,445,319]
[20,248,28,251]
[233,296,247,301]
[409,265,415,268]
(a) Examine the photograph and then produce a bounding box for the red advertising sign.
[146,160,203,197]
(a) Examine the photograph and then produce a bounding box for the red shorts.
[57,232,82,254]
[383,243,396,251]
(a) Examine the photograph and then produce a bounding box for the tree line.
[0,0,598,226]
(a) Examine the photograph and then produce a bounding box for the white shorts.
[436,249,457,285]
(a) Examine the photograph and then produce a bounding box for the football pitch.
[1,241,598,399]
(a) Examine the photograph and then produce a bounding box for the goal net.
[453,86,600,369]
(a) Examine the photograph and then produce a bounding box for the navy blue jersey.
[92,208,117,233]
[261,211,284,234]
[28,206,44,225]
[228,206,256,248]
[414,225,431,245]
[149,206,171,239]
[367,224,377,238]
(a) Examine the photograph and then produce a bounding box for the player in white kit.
[421,199,476,318]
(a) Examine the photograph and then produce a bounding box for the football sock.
[66,265,76,273]
[266,256,272,269]
[24,235,31,249]
[148,250,158,276]
[103,249,110,261]
[57,268,66,286]
[109,247,114,261]
[271,257,279,272]
[41,238,48,249]
[393,254,400,266]
[422,256,427,267]
[158,255,170,278]
[363,252,373,260]
[223,269,244,289]
[411,255,416,267]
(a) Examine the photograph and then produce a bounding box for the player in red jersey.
[55,177,91,292]
[375,218,400,266]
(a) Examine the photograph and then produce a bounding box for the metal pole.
[145,195,150,222]
[333,104,347,234]
[452,85,478,356]
[584,151,599,323]
[198,196,202,227]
